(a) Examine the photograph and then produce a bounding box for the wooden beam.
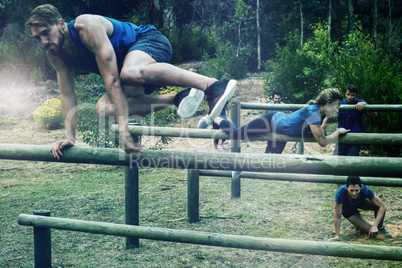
[111,125,402,145]
[241,103,402,111]
[198,170,402,187]
[0,144,401,177]
[18,214,402,261]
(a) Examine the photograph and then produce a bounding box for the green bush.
[329,29,402,156]
[75,74,119,148]
[164,24,216,63]
[75,75,181,148]
[144,86,180,127]
[263,25,331,104]
[33,98,64,130]
[201,41,249,79]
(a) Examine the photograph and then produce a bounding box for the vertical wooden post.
[33,210,51,268]
[297,141,304,154]
[187,169,200,223]
[125,134,140,248]
[231,102,241,198]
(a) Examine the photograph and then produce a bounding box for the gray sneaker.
[175,88,205,118]
[198,79,237,128]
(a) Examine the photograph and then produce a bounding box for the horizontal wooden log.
[241,103,402,112]
[111,125,402,145]
[0,144,401,177]
[18,214,402,261]
[199,170,402,187]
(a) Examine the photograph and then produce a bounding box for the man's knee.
[120,66,147,85]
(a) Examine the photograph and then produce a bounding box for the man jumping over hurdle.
[26,4,236,158]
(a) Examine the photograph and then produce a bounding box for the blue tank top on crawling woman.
[271,104,321,136]
[66,17,156,74]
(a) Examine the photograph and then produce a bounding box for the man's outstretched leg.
[120,51,237,121]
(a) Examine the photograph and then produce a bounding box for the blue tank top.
[66,17,156,74]
[271,104,321,136]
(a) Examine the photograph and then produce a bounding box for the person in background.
[329,176,392,240]
[323,84,377,156]
[262,91,285,115]
[213,101,231,152]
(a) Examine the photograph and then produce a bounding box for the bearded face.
[31,23,65,54]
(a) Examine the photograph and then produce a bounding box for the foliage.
[75,75,180,148]
[75,74,119,148]
[33,98,64,130]
[263,24,331,104]
[200,43,249,79]
[329,29,402,156]
[144,86,181,127]
[163,24,216,64]
[200,0,258,79]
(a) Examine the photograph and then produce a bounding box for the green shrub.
[33,98,64,130]
[329,29,402,156]
[75,75,181,148]
[164,24,216,63]
[75,75,118,148]
[144,86,181,127]
[201,42,249,79]
[263,25,331,104]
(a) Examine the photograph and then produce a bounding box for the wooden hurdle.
[18,212,402,267]
[1,144,401,176]
[110,124,402,145]
[2,143,401,225]
[108,102,402,222]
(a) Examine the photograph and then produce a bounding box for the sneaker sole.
[197,115,212,128]
[209,79,237,120]
[177,88,205,118]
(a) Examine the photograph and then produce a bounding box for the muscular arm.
[309,124,349,147]
[331,203,343,240]
[48,54,78,158]
[369,195,386,235]
[75,15,138,153]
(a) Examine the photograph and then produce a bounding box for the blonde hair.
[307,88,343,106]
[26,4,62,27]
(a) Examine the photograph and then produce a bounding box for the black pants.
[220,111,287,154]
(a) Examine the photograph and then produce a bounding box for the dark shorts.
[342,208,360,218]
[127,29,172,95]
[128,29,172,63]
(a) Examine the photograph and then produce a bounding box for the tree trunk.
[257,0,261,70]
[387,0,393,46]
[300,1,303,46]
[373,0,378,46]
[348,0,353,33]
[328,0,332,45]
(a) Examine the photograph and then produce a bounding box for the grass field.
[1,80,401,267]
[1,158,401,267]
